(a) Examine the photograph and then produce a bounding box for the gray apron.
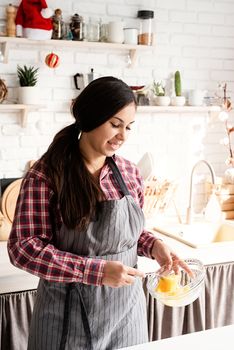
[28,157,148,350]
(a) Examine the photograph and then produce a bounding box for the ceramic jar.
[107,21,124,43]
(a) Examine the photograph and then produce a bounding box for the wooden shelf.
[0,103,45,127]
[137,105,221,114]
[0,36,152,67]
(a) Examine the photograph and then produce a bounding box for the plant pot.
[171,96,186,106]
[18,86,40,105]
[188,89,206,106]
[155,96,170,106]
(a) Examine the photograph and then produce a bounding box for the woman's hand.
[151,239,193,276]
[102,261,145,288]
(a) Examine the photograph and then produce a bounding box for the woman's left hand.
[151,239,193,276]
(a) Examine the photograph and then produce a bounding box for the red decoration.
[45,52,60,68]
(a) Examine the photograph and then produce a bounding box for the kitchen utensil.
[146,258,205,307]
[74,73,86,91]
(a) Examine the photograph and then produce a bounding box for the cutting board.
[1,178,22,224]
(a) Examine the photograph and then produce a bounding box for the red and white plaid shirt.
[7,155,157,286]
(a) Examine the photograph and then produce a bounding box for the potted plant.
[152,80,170,106]
[17,65,39,104]
[171,70,186,106]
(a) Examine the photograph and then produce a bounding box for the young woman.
[8,76,190,350]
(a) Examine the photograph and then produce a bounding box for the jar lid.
[137,10,154,19]
[71,13,82,21]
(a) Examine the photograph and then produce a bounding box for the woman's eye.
[110,122,132,131]
[111,122,120,128]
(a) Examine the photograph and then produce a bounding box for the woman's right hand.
[102,261,145,288]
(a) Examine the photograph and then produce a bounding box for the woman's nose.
[117,128,127,141]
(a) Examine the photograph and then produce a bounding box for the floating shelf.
[0,36,152,67]
[1,104,222,128]
[0,103,45,127]
[137,105,221,114]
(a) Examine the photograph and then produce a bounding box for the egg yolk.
[155,274,190,296]
[156,274,180,293]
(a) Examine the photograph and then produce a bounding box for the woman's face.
[80,102,136,158]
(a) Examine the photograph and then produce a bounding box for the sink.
[153,221,234,248]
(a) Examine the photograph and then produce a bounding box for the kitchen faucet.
[186,160,216,224]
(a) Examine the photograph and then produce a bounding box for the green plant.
[174,70,182,96]
[152,81,165,96]
[17,65,39,87]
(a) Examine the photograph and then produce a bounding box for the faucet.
[186,160,216,224]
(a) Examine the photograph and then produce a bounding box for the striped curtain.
[1,262,234,349]
[0,290,37,350]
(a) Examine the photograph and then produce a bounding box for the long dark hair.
[42,76,136,230]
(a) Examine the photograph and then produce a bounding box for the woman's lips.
[108,141,121,150]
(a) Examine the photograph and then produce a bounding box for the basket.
[143,176,178,219]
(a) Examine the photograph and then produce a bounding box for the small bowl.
[146,258,205,307]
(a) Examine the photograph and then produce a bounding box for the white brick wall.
[0,0,234,219]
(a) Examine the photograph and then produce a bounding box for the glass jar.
[86,18,100,42]
[52,8,65,40]
[70,13,84,41]
[137,10,154,46]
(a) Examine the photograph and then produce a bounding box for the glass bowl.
[146,258,205,307]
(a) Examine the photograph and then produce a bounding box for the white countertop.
[0,241,39,294]
[120,324,234,350]
[1,227,234,294]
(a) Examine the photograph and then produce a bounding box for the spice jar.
[137,10,154,46]
[70,13,84,41]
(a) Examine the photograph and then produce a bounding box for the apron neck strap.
[107,157,130,196]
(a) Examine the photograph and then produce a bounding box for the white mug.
[107,21,124,43]
[123,28,138,45]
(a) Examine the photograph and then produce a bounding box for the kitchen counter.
[0,241,39,294]
[1,226,234,293]
[120,324,234,350]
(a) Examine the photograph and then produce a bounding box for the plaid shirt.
[7,155,157,286]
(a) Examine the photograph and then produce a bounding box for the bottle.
[137,10,154,46]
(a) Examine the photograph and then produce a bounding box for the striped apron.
[28,158,148,350]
